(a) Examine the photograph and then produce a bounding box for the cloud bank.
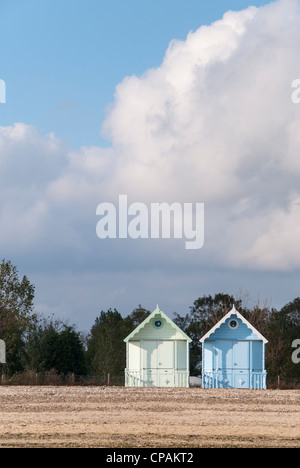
[1,0,300,325]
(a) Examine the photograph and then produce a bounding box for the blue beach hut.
[200,305,268,389]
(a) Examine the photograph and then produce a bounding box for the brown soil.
[0,386,299,448]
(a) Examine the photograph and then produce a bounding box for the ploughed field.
[0,386,299,448]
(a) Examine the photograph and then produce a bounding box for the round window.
[154,320,163,328]
[228,319,239,329]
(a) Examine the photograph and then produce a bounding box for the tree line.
[0,259,299,381]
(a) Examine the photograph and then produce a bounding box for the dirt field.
[0,386,299,448]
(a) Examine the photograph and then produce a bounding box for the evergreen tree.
[27,318,86,375]
[86,309,126,376]
[0,259,36,375]
[270,298,300,378]
[86,305,151,377]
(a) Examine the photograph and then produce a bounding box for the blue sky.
[1,0,300,332]
[1,0,270,148]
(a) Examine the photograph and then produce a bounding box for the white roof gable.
[199,305,268,344]
[124,305,192,343]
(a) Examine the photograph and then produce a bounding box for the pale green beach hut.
[124,305,192,387]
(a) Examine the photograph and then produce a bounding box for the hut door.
[233,341,250,388]
[143,340,174,387]
[216,340,233,388]
[233,341,249,369]
[217,340,233,370]
[143,341,158,369]
[143,341,159,386]
[158,341,174,369]
[157,341,174,387]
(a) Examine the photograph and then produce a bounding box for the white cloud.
[0,123,67,247]
[2,0,300,279]
[98,0,300,271]
[229,196,300,271]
